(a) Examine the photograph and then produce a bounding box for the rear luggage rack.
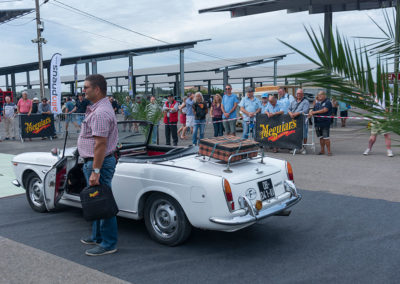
[196,147,265,173]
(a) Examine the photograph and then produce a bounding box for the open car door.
[43,156,68,210]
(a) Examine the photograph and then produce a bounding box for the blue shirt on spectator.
[186,98,194,116]
[66,101,74,112]
[265,103,283,114]
[278,96,290,114]
[285,93,295,104]
[222,93,239,119]
[239,96,261,121]
[260,102,270,114]
[313,99,332,127]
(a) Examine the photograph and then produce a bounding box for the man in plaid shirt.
[77,74,119,256]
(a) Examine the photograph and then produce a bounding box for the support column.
[47,67,51,90]
[273,60,278,86]
[70,83,74,94]
[175,74,179,96]
[128,55,134,97]
[5,74,9,90]
[179,49,185,99]
[223,67,229,91]
[145,75,149,97]
[91,60,97,75]
[116,77,119,92]
[26,71,31,89]
[85,63,90,76]
[208,80,211,95]
[242,78,246,96]
[132,76,136,97]
[11,73,16,94]
[324,7,333,97]
[152,84,155,96]
[250,78,254,88]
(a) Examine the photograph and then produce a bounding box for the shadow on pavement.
[0,190,399,284]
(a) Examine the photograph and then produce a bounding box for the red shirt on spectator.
[17,98,32,113]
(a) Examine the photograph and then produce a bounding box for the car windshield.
[117,121,152,146]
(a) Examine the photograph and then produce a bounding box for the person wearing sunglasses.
[221,84,239,136]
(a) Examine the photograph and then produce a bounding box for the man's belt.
[83,153,114,163]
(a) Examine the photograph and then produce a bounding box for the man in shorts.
[221,83,239,136]
[309,91,333,156]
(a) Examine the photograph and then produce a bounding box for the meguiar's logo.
[89,191,99,198]
[259,120,297,141]
[24,117,52,134]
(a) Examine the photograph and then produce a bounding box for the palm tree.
[279,5,400,136]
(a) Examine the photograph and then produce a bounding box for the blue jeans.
[76,114,85,125]
[83,155,118,250]
[212,117,223,137]
[151,125,158,144]
[242,120,255,139]
[192,119,206,145]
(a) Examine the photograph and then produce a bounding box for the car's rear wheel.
[144,193,191,246]
[25,172,47,213]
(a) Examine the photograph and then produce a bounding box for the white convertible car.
[11,121,301,246]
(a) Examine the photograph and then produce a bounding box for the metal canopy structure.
[199,0,396,95]
[199,0,396,16]
[1,39,208,97]
[0,8,34,24]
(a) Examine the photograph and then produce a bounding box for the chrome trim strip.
[118,209,138,214]
[12,179,21,187]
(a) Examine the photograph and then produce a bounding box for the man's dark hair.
[85,74,107,95]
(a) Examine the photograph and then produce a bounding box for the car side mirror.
[51,148,60,157]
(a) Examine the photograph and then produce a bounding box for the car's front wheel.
[144,193,191,246]
[25,172,47,213]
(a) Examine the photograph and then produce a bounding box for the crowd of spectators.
[0,86,395,158]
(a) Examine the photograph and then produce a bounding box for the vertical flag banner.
[50,53,62,114]
[74,63,78,96]
[128,65,133,97]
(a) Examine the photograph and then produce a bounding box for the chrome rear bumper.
[209,180,301,226]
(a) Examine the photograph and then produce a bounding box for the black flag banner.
[255,114,304,149]
[19,114,56,139]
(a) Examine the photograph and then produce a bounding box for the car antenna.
[62,131,68,159]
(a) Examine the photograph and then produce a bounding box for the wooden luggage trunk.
[199,136,259,162]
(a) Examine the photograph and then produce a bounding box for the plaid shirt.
[77,97,118,158]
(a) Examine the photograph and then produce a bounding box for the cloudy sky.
[0,0,395,89]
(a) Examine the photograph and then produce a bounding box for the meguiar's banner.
[255,114,304,149]
[19,114,56,139]
[50,53,62,114]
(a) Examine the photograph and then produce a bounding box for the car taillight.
[286,161,294,181]
[223,178,235,211]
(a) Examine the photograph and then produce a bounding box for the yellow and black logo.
[89,191,99,198]
[25,117,52,134]
[259,120,297,141]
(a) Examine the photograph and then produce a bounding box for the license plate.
[257,179,275,201]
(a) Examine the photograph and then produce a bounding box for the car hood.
[159,154,284,184]
[12,147,77,167]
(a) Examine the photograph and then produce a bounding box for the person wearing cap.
[260,93,270,115]
[163,94,179,146]
[31,97,40,114]
[239,86,261,139]
[38,98,51,114]
[264,94,284,153]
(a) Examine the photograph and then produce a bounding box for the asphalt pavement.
[0,113,399,283]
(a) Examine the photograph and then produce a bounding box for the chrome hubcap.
[150,199,178,238]
[29,178,43,207]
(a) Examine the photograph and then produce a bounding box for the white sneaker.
[387,149,394,157]
[301,148,307,155]
[363,148,371,155]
